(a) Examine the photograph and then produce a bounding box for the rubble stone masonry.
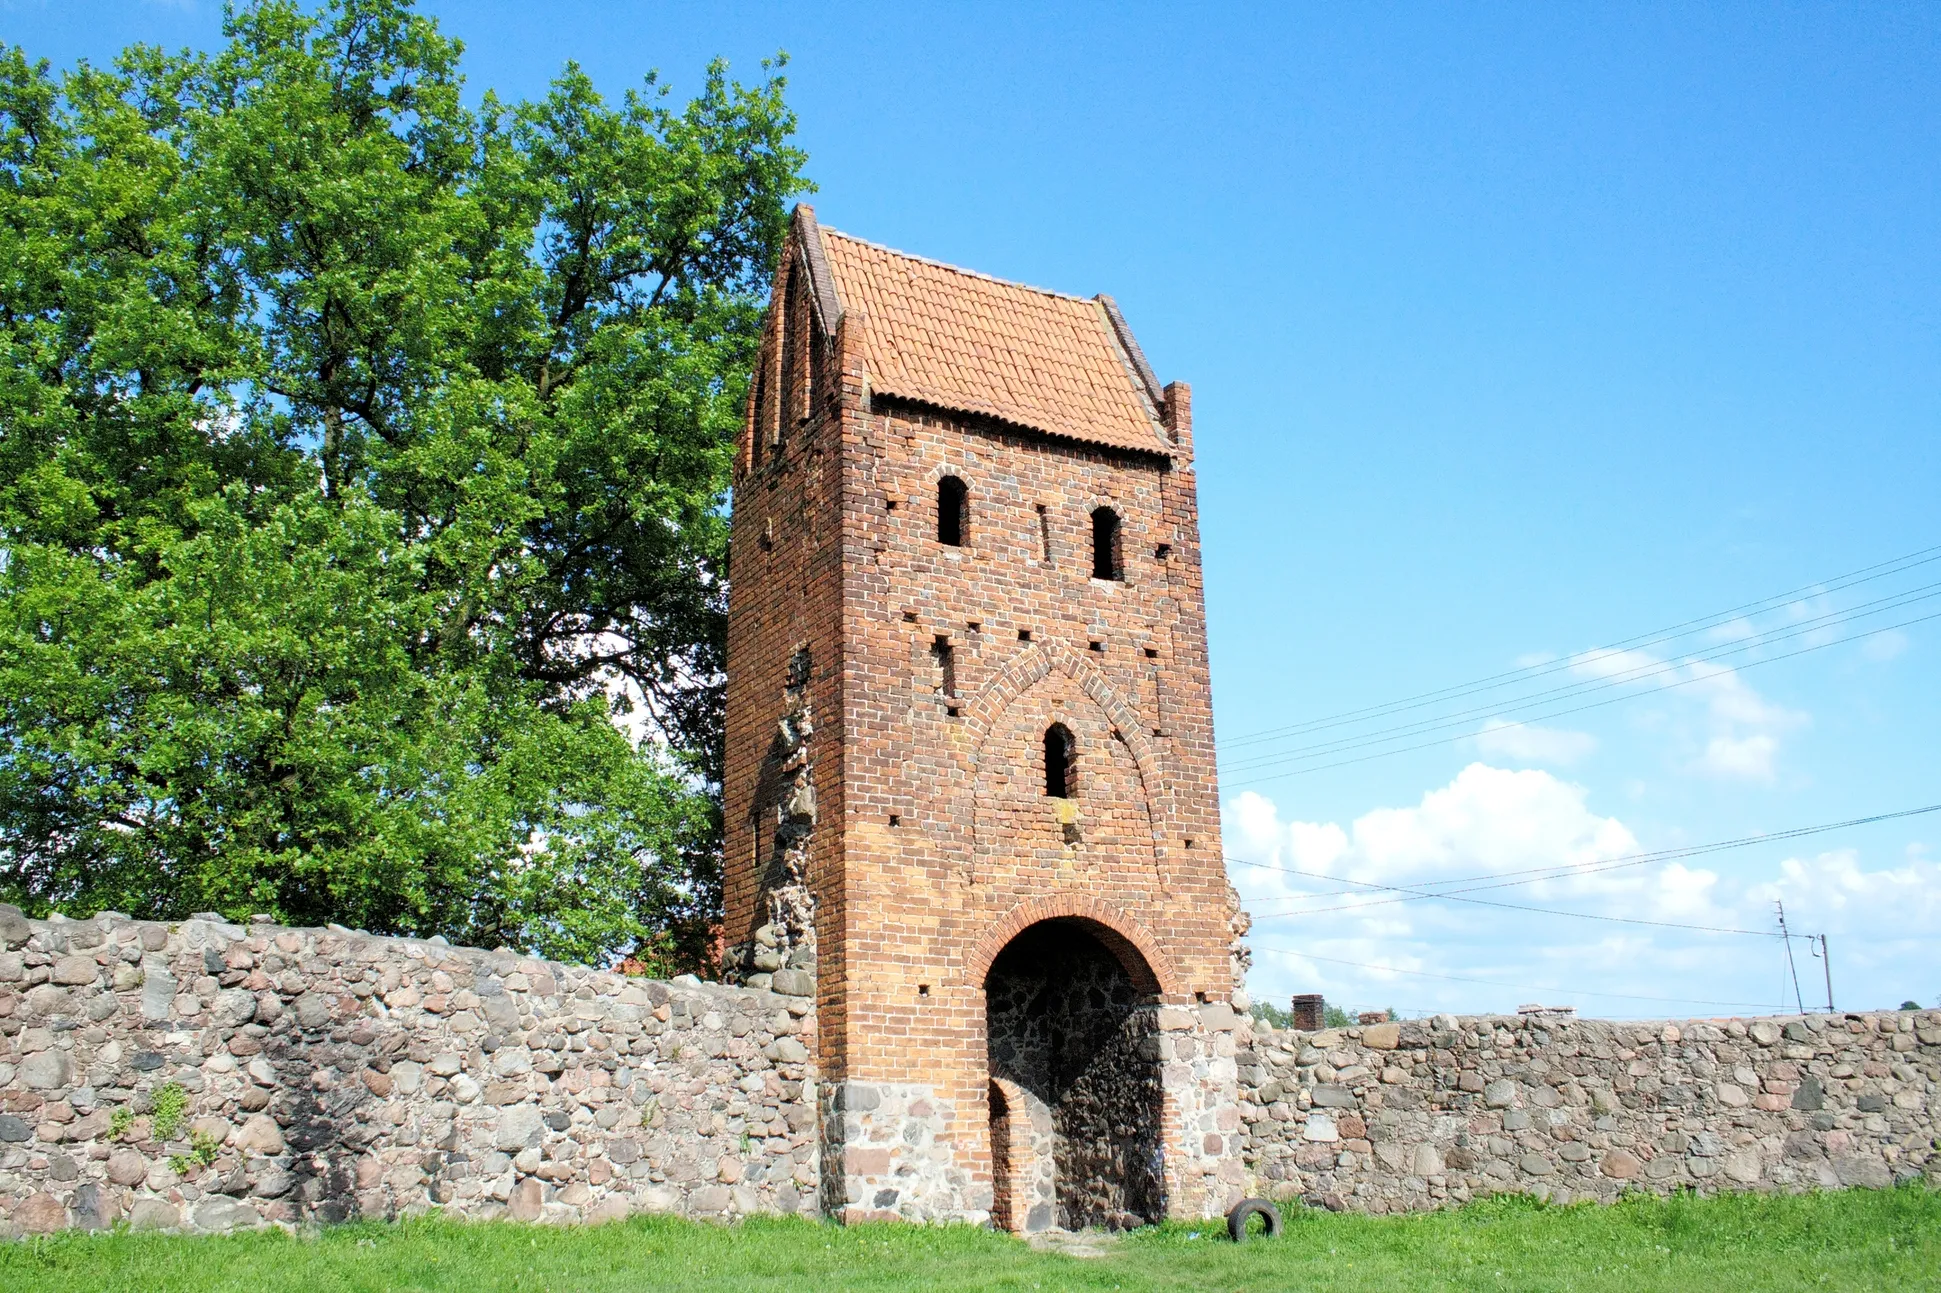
[0,909,819,1236]
[1238,1008,1940,1212]
[0,905,1932,1235]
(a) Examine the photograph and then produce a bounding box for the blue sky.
[12,1,1939,1017]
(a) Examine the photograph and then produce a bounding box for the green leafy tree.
[0,0,807,967]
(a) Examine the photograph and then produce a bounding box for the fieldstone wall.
[6,900,1933,1238]
[1237,1008,1941,1213]
[0,908,820,1236]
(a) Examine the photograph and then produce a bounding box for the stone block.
[192,1198,258,1232]
[768,970,814,998]
[495,1106,544,1152]
[1832,1155,1892,1189]
[1361,1023,1400,1050]
[1600,1150,1640,1179]
[234,1114,285,1156]
[19,1048,72,1090]
[52,956,98,986]
[129,1199,179,1230]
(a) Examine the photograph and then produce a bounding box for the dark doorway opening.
[985,919,1164,1230]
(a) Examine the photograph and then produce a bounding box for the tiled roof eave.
[868,388,1176,462]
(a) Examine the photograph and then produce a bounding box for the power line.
[1224,541,1941,750]
[1252,946,1788,1011]
[1228,801,1941,929]
[1232,801,1941,901]
[1227,607,1941,784]
[1223,587,1941,775]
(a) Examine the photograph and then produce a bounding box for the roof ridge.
[818,227,1098,305]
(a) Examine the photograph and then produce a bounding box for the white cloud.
[1744,848,1941,932]
[1226,769,1941,1018]
[1701,733,1778,780]
[1474,719,1597,765]
[1567,648,1807,782]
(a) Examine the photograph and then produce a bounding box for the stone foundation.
[819,1080,986,1224]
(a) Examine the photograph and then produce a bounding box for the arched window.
[938,475,968,546]
[1043,723,1074,798]
[1091,507,1122,581]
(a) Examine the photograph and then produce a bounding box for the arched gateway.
[720,206,1246,1227]
[986,919,1164,1230]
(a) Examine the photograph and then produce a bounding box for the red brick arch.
[964,894,1179,997]
[963,640,1169,887]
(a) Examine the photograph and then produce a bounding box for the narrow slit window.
[938,475,968,546]
[1091,506,1123,581]
[1044,723,1074,798]
[1036,504,1052,564]
[932,635,956,698]
[779,263,802,431]
[751,363,769,469]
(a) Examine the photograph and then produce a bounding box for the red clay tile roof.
[816,227,1173,455]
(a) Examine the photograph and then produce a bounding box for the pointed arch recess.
[964,641,1170,888]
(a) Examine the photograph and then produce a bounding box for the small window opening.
[1091,507,1123,581]
[903,610,919,623]
[967,620,982,633]
[938,475,968,546]
[1184,837,1196,849]
[1017,628,1032,642]
[1155,543,1172,561]
[1044,723,1074,798]
[889,814,901,827]
[886,498,898,512]
[1088,640,1103,654]
[1036,504,1052,564]
[918,983,931,997]
[1144,646,1159,659]
[932,636,957,698]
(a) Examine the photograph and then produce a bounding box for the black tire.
[1226,1197,1282,1243]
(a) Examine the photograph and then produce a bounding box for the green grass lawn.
[4,1186,1936,1292]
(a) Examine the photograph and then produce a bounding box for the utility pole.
[1777,901,1806,1014]
[1819,934,1835,1013]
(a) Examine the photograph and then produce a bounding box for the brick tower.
[722,208,1247,1228]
